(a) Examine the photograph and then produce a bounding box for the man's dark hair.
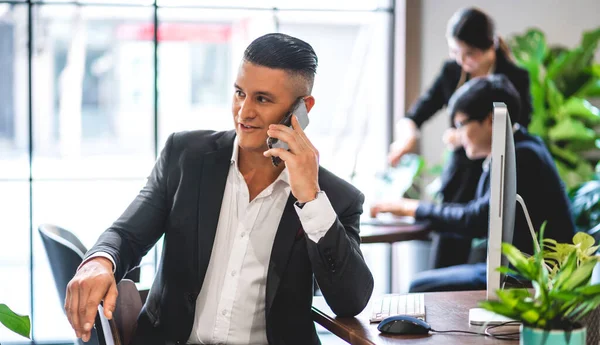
[243,33,318,94]
[448,74,521,125]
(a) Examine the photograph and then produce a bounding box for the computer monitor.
[468,102,518,326]
[487,102,517,300]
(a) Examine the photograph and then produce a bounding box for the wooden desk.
[360,221,430,244]
[312,290,519,345]
[360,221,431,292]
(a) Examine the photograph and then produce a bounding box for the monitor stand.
[468,307,518,326]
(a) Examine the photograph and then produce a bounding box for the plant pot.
[521,325,587,345]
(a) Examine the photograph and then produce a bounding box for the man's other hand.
[64,257,117,342]
[370,198,420,218]
[388,119,418,167]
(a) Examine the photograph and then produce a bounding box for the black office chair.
[38,224,107,345]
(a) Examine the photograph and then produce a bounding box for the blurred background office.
[0,0,598,344]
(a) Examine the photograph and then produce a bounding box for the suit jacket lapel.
[265,194,300,316]
[196,131,235,287]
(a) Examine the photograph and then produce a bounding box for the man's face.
[454,111,493,159]
[232,61,302,153]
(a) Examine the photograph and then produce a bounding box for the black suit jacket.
[415,127,575,256]
[86,130,374,345]
[406,49,533,128]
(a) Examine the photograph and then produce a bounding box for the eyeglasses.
[454,118,478,130]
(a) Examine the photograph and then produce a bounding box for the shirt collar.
[230,137,290,186]
[482,156,492,172]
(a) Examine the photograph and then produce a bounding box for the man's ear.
[485,112,494,127]
[303,96,315,113]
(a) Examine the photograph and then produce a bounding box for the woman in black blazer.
[388,7,532,203]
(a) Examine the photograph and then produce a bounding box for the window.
[0,182,30,343]
[0,4,28,179]
[0,1,393,343]
[31,5,155,179]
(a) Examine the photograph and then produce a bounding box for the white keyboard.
[370,293,426,323]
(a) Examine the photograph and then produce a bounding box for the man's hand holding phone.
[264,115,320,204]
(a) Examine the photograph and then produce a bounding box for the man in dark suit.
[65,33,374,345]
[371,75,575,292]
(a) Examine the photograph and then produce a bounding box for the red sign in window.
[116,23,232,42]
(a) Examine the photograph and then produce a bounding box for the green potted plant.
[0,303,31,340]
[509,27,600,191]
[479,228,600,345]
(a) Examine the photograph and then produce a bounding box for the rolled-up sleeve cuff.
[78,252,116,273]
[294,191,336,243]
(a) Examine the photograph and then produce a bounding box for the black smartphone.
[266,98,310,166]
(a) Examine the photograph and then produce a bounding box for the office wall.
[414,0,600,168]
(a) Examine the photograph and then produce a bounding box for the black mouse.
[377,315,431,335]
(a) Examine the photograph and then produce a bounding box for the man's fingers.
[67,281,82,337]
[264,148,293,162]
[267,126,306,153]
[77,280,94,334]
[103,282,118,320]
[292,116,317,152]
[65,285,80,338]
[388,152,401,167]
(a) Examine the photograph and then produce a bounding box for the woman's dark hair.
[243,33,318,92]
[448,75,521,125]
[447,7,512,58]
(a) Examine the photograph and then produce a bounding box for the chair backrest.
[97,279,145,345]
[39,224,144,345]
[38,224,106,345]
[113,279,144,345]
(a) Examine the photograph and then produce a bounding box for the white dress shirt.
[83,138,338,345]
[188,139,336,344]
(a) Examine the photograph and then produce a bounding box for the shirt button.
[241,232,246,237]
[222,309,228,316]
[231,270,237,277]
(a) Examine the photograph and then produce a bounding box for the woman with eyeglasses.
[388,7,532,204]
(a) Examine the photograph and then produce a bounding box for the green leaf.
[556,98,600,124]
[528,109,548,138]
[549,144,580,165]
[502,243,535,279]
[496,267,522,279]
[548,290,579,301]
[575,283,600,296]
[554,159,595,192]
[546,79,565,113]
[547,27,600,97]
[520,309,541,324]
[548,117,597,142]
[565,138,599,152]
[574,78,600,98]
[573,232,595,251]
[479,300,521,320]
[581,27,600,51]
[0,304,31,339]
[554,251,579,289]
[588,64,600,77]
[586,246,600,256]
[510,29,548,67]
[562,259,598,290]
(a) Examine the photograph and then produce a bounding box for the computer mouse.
[377,315,431,335]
